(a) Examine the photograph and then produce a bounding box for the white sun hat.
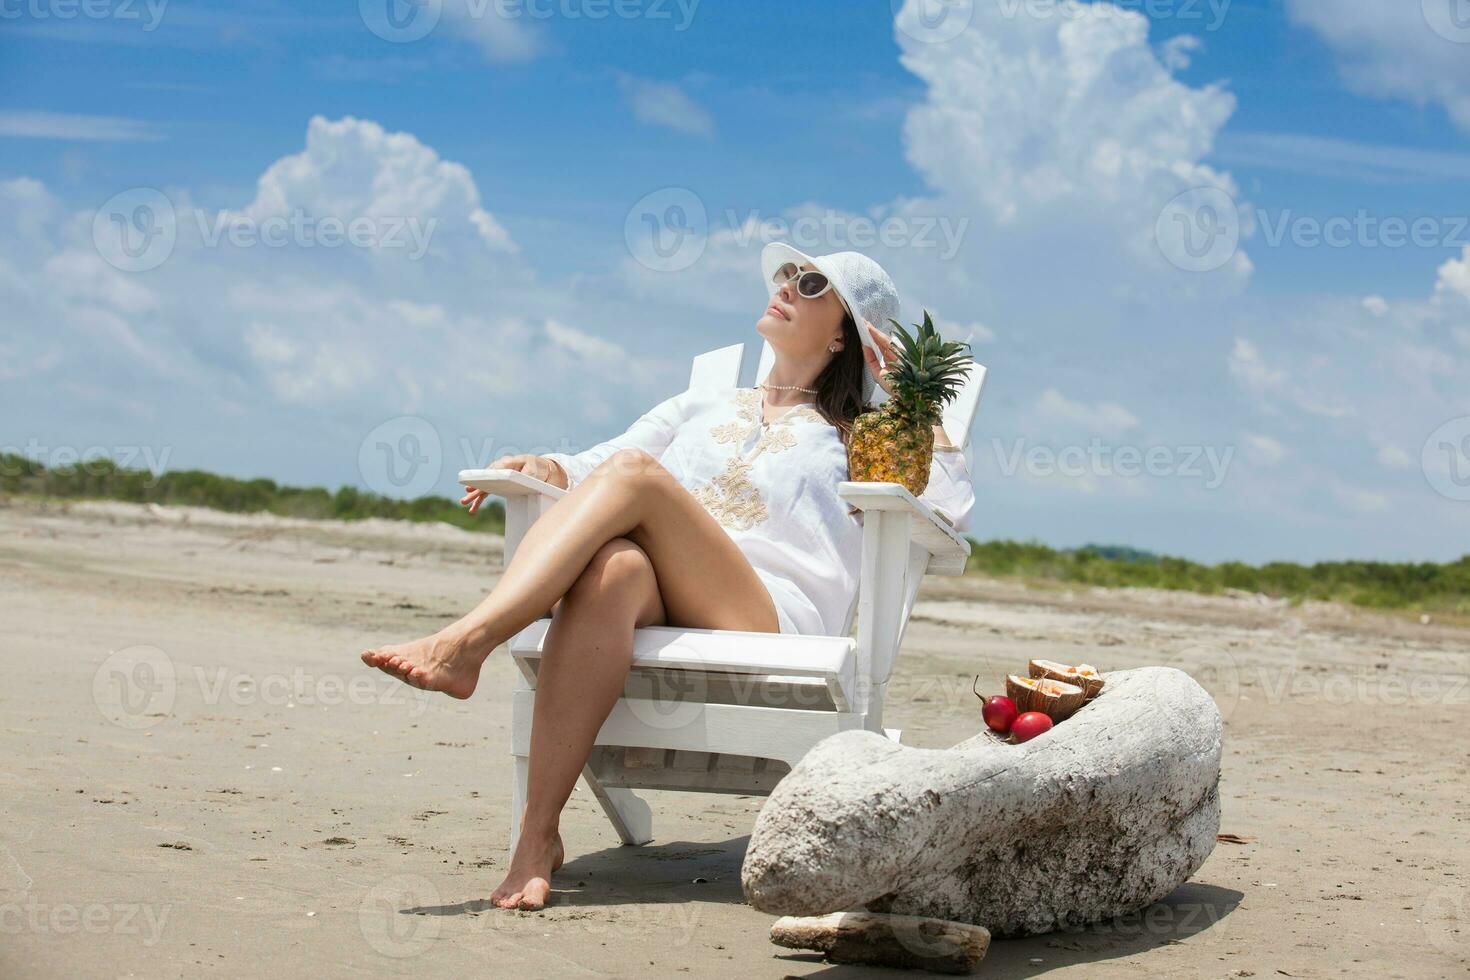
[760,241,900,407]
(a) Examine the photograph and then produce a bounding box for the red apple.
[981,695,1019,735]
[1011,711,1053,743]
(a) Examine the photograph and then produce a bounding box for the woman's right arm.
[538,389,691,491]
[462,389,693,512]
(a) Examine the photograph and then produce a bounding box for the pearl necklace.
[759,382,818,395]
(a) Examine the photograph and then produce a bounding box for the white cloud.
[232,115,516,254]
[895,0,1241,253]
[1159,35,1201,73]
[932,315,996,345]
[1227,337,1287,395]
[1243,433,1287,466]
[616,75,715,139]
[545,318,630,362]
[1362,295,1389,317]
[442,0,544,63]
[1332,481,1389,514]
[1286,0,1470,131]
[1036,388,1139,437]
[1435,246,1470,305]
[1214,131,1470,183]
[0,111,164,142]
[1376,443,1412,469]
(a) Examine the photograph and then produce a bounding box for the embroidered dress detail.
[694,389,818,531]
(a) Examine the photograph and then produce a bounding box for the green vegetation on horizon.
[0,452,505,534]
[4,452,1464,614]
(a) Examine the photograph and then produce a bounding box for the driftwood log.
[742,667,1222,937]
[770,911,991,974]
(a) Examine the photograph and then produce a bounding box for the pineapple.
[847,310,971,496]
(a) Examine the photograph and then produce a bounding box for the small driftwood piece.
[770,911,991,975]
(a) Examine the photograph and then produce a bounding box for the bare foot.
[491,828,564,911]
[360,629,484,699]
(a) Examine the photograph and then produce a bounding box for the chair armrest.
[457,468,566,564]
[457,467,567,501]
[837,481,970,575]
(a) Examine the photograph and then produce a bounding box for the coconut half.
[1006,674,1086,722]
[1029,659,1106,699]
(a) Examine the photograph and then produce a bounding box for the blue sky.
[4,0,1469,563]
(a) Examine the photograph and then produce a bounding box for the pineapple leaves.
[878,309,973,425]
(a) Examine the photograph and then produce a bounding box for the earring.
[828,344,840,353]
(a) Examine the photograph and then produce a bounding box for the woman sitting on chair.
[360,242,975,910]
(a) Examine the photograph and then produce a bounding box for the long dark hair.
[809,311,869,447]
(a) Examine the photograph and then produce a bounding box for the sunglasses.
[771,262,835,300]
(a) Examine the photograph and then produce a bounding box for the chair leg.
[581,765,653,846]
[509,752,530,859]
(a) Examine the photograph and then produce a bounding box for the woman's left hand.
[860,319,899,398]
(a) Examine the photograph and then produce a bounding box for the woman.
[360,242,975,910]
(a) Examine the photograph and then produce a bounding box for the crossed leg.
[359,448,783,908]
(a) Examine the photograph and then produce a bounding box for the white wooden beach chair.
[459,340,987,856]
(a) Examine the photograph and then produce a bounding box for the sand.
[1,498,1466,978]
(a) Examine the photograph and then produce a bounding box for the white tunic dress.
[543,386,975,637]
